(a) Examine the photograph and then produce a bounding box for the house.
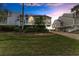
[0,11,51,28]
[25,15,51,26]
[53,13,79,32]
[52,19,61,31]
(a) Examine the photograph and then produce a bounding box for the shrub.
[24,25,49,33]
[0,25,15,32]
[0,25,19,32]
[14,26,19,32]
[0,25,49,33]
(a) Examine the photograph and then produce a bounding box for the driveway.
[52,31,79,40]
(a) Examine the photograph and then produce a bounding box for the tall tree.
[71,4,79,27]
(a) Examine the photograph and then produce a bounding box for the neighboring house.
[53,19,61,31]
[0,12,20,25]
[0,12,51,27]
[53,13,79,32]
[25,15,51,26]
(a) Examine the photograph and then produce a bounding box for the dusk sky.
[1,3,79,24]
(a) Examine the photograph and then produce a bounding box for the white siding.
[7,13,19,25]
[75,18,79,25]
[60,17,74,27]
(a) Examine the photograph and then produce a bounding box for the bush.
[24,25,35,33]
[0,25,19,32]
[14,26,19,32]
[0,25,49,33]
[24,25,49,33]
[0,25,15,32]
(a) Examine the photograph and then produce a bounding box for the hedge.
[0,25,49,32]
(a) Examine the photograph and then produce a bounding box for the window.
[0,17,7,24]
[16,16,20,21]
[26,17,28,23]
[16,19,19,21]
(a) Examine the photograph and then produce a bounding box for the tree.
[71,4,79,13]
[71,4,79,27]
[34,16,48,32]
[34,16,45,25]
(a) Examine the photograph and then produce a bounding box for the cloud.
[48,3,78,17]
[47,6,71,23]
[25,3,42,6]
[46,3,64,7]
[25,3,64,7]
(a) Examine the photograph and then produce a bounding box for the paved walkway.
[52,31,79,40]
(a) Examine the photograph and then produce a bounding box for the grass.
[0,32,79,55]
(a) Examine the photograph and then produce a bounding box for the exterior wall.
[0,13,19,25]
[59,17,74,27]
[7,13,19,25]
[75,18,79,25]
[62,13,73,18]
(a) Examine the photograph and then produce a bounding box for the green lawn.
[0,32,79,56]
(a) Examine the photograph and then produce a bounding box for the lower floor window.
[0,17,7,24]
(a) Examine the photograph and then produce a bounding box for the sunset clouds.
[25,3,78,17]
[46,3,78,21]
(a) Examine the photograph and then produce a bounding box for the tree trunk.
[20,3,24,32]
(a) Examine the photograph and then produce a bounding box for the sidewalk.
[52,31,79,40]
